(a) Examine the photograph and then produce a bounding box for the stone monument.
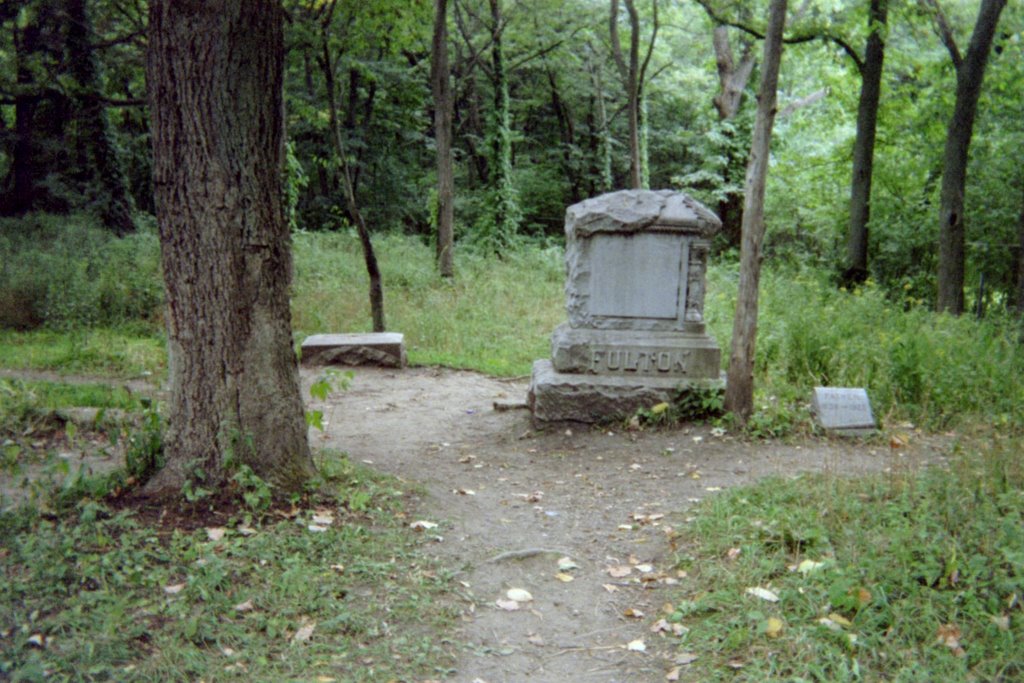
[529,189,725,422]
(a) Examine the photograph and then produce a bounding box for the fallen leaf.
[726,547,742,560]
[666,666,680,681]
[828,612,852,627]
[221,646,236,657]
[458,455,476,464]
[624,608,645,618]
[311,512,334,526]
[607,565,632,578]
[206,527,226,542]
[291,620,316,644]
[455,488,476,496]
[818,617,843,632]
[651,619,671,633]
[234,599,254,613]
[237,526,257,536]
[554,572,574,583]
[745,587,780,602]
[726,658,745,669]
[527,633,545,646]
[936,623,966,656]
[635,563,654,573]
[626,639,646,652]
[798,559,825,574]
[765,617,784,638]
[506,588,533,603]
[651,402,670,415]
[856,587,872,605]
[618,524,635,531]
[629,463,642,471]
[705,486,722,492]
[164,583,185,595]
[557,557,578,571]
[307,524,328,533]
[27,634,44,648]
[330,564,345,573]
[410,520,438,531]
[990,614,1010,631]
[675,652,699,665]
[602,584,619,593]
[495,599,520,611]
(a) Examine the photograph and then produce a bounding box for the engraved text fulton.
[590,349,693,374]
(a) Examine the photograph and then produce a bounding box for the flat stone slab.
[529,359,724,423]
[812,387,875,436]
[301,333,406,368]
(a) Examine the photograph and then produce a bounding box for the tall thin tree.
[724,0,787,422]
[432,0,455,277]
[930,0,1007,314]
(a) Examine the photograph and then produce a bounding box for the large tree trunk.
[935,0,1006,314]
[432,0,455,277]
[724,0,787,422]
[844,0,887,284]
[146,0,314,496]
[65,0,137,237]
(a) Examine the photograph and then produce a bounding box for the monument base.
[300,333,406,368]
[528,359,724,423]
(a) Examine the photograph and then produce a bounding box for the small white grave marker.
[812,387,875,436]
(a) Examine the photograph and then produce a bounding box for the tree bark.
[146,0,314,496]
[935,0,1006,314]
[844,0,887,284]
[432,0,455,277]
[724,0,787,422]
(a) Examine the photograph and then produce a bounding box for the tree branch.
[921,0,962,69]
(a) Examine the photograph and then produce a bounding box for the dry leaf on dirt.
[506,588,533,603]
[602,584,618,593]
[527,632,545,646]
[410,520,438,531]
[607,565,632,578]
[635,563,654,573]
[675,650,699,664]
[206,527,226,542]
[495,599,521,611]
[454,488,476,496]
[626,639,646,652]
[666,666,680,681]
[554,572,574,583]
[624,608,644,619]
[745,586,780,602]
[557,557,578,571]
[291,620,316,645]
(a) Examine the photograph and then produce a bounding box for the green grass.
[0,328,165,378]
[292,231,565,376]
[0,454,458,682]
[662,434,1024,681]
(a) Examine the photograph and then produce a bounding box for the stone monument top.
[566,189,721,238]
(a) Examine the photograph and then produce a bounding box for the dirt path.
[310,366,946,683]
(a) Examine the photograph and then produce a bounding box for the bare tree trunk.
[65,0,137,237]
[319,5,386,332]
[711,25,755,248]
[934,0,1006,314]
[724,0,787,422]
[586,43,614,193]
[146,0,314,497]
[844,0,887,284]
[432,0,455,277]
[610,0,641,189]
[489,0,519,245]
